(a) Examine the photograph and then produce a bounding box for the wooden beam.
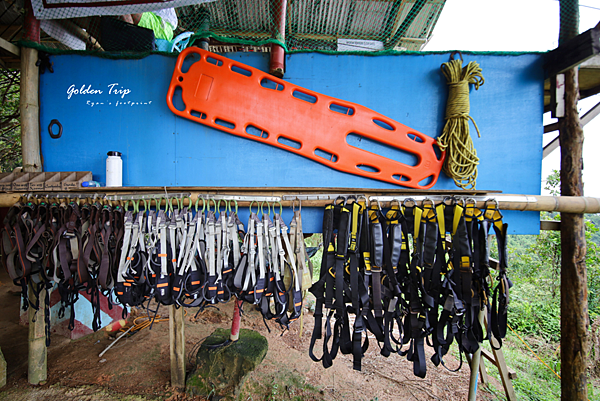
[581,83,600,99]
[169,304,185,390]
[0,37,19,58]
[543,99,600,158]
[541,220,561,231]
[544,25,600,78]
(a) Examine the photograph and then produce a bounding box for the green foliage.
[496,171,600,400]
[0,68,21,172]
[544,169,560,196]
[507,170,600,342]
[305,233,323,282]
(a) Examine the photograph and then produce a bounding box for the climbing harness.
[308,196,511,378]
[2,194,309,341]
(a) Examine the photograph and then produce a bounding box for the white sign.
[337,39,385,52]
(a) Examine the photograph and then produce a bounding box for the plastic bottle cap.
[107,151,122,157]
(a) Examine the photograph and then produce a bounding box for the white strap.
[158,211,168,276]
[207,213,216,277]
[257,217,266,280]
[280,216,300,292]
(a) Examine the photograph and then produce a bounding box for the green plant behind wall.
[0,68,21,172]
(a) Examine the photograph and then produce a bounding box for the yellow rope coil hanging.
[438,57,485,190]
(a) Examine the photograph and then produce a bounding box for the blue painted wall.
[40,52,544,234]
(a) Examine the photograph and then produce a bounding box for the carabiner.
[249,200,259,215]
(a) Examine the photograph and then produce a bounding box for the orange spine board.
[166,48,445,189]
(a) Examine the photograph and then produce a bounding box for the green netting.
[33,0,449,56]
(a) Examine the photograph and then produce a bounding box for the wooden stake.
[20,46,42,173]
[169,304,185,390]
[27,284,47,385]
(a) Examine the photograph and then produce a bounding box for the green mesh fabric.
[31,0,449,56]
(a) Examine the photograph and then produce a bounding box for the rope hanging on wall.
[437,53,485,190]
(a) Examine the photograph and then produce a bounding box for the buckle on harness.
[370,266,382,273]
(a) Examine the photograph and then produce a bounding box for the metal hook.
[358,195,369,208]
[402,198,416,208]
[449,51,463,62]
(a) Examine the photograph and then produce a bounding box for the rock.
[186,328,268,399]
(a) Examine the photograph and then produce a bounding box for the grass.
[481,330,575,401]
[237,369,321,401]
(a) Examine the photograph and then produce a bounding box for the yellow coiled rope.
[437,57,485,190]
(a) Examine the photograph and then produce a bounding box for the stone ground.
[0,267,503,401]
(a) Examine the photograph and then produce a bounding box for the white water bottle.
[106,151,122,187]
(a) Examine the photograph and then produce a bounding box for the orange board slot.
[167,48,445,189]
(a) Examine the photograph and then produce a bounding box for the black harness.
[308,197,512,378]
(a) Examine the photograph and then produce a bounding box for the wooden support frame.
[480,348,517,380]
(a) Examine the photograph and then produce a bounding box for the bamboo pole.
[20,0,42,173]
[20,46,42,173]
[559,1,588,400]
[0,192,599,213]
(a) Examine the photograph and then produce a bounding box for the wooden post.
[559,1,589,400]
[169,304,185,390]
[0,346,6,388]
[27,284,47,385]
[20,0,42,173]
[467,309,485,401]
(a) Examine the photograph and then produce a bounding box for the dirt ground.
[0,266,501,401]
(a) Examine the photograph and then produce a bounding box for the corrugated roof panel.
[349,0,393,37]
[194,0,445,50]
